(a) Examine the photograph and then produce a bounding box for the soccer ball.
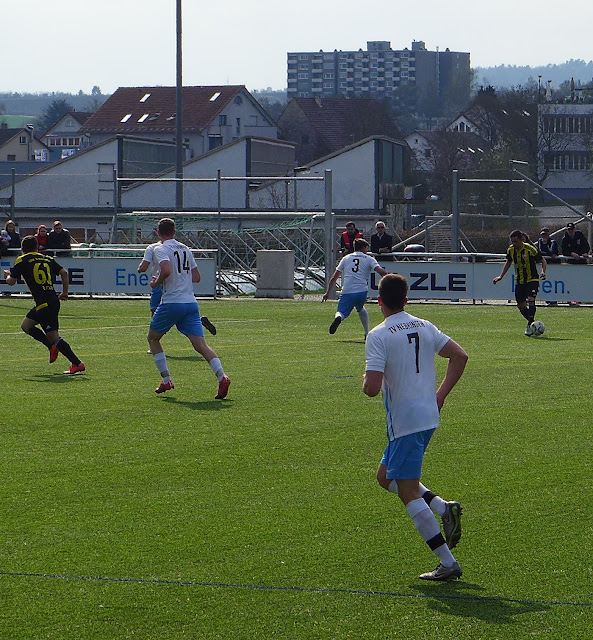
[531,321,545,336]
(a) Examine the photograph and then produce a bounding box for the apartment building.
[287,40,470,110]
[539,102,593,199]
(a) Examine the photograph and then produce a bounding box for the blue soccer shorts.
[150,302,204,337]
[337,291,367,318]
[150,285,163,312]
[380,428,436,480]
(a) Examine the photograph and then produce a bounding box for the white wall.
[0,139,118,208]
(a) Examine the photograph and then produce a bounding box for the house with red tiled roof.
[277,97,402,165]
[41,111,93,160]
[80,86,278,160]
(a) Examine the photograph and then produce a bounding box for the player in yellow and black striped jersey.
[492,229,547,336]
[3,235,85,374]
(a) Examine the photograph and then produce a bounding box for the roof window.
[209,92,221,102]
[120,114,132,123]
[140,93,151,102]
[137,114,149,123]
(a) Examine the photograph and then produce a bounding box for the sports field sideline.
[2,296,592,639]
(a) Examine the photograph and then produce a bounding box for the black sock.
[27,327,52,348]
[519,307,531,322]
[57,338,81,365]
[528,302,536,323]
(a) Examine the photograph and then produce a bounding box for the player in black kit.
[4,235,85,374]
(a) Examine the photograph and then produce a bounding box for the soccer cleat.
[329,316,342,334]
[524,324,535,336]
[155,380,174,394]
[63,362,85,375]
[442,501,462,549]
[49,344,59,363]
[215,375,231,400]
[201,316,217,335]
[419,562,462,582]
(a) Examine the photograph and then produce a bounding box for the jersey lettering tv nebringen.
[365,310,450,441]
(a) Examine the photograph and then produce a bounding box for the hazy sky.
[3,0,593,94]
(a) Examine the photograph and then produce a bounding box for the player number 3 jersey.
[337,251,380,294]
[365,311,450,440]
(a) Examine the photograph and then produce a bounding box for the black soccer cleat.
[329,316,342,335]
[201,316,217,335]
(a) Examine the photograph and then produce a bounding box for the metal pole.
[175,0,184,210]
[324,169,334,292]
[451,170,459,253]
[10,168,16,220]
[111,166,118,243]
[217,169,222,297]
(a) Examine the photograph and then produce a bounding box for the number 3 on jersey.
[173,250,190,273]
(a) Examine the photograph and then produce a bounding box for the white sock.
[419,482,447,517]
[406,498,456,567]
[209,357,224,381]
[153,351,170,380]
[358,307,369,336]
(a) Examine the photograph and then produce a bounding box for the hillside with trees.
[475,59,593,90]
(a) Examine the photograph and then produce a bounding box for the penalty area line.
[1,570,592,609]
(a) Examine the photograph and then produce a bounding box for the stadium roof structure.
[80,85,266,135]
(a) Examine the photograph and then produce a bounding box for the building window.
[19,136,27,144]
[236,118,241,136]
[7,154,16,161]
[219,114,227,126]
[209,135,223,150]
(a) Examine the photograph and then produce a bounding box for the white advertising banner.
[0,255,216,297]
[367,260,593,303]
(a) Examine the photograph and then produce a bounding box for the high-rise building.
[287,41,470,112]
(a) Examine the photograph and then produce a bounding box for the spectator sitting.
[0,230,10,256]
[536,227,560,263]
[340,221,362,256]
[46,220,72,255]
[35,225,49,251]
[5,220,21,249]
[370,220,393,260]
[536,227,560,305]
[561,222,590,264]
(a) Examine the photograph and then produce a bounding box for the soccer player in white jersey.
[138,241,216,333]
[147,218,230,399]
[363,273,468,581]
[322,238,388,337]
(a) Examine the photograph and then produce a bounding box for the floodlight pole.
[175,0,184,210]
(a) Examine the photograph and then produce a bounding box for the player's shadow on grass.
[160,396,232,411]
[162,354,203,361]
[24,374,89,384]
[337,339,366,344]
[409,581,550,623]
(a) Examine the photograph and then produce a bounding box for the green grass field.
[1,297,592,639]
